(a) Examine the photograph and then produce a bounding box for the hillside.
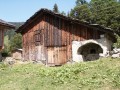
[10,22,24,29]
[5,22,24,36]
[0,58,120,90]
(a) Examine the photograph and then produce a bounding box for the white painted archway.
[72,39,110,62]
[77,42,103,61]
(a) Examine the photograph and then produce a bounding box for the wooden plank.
[49,16,52,46]
[51,17,54,46]
[62,20,66,45]
[47,47,55,65]
[55,17,58,46]
[58,18,62,46]
[0,29,3,46]
[53,17,56,46]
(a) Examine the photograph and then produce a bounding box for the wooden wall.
[0,25,5,51]
[22,14,102,65]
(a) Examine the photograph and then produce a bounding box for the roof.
[16,8,114,34]
[0,19,15,29]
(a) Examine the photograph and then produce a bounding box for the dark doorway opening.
[78,43,103,61]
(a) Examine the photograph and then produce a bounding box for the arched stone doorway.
[77,43,103,61]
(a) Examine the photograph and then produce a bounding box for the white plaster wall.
[72,35,113,62]
[105,35,113,51]
[72,41,84,62]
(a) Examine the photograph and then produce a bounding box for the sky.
[0,0,90,22]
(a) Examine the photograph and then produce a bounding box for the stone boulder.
[111,48,120,58]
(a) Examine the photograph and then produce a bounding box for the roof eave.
[16,8,115,35]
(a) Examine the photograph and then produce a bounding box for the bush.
[1,52,9,57]
[114,34,120,48]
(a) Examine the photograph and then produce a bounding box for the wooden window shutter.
[34,29,43,46]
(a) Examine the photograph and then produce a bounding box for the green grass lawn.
[0,58,120,90]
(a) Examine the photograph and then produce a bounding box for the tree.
[70,3,92,22]
[76,0,87,5]
[2,35,11,56]
[71,0,120,32]
[10,33,22,52]
[2,33,22,56]
[70,0,120,47]
[90,0,120,33]
[61,11,66,16]
[114,35,120,48]
[53,3,59,13]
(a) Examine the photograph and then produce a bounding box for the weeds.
[0,58,120,90]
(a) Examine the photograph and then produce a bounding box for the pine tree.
[76,0,87,5]
[70,0,120,47]
[53,3,59,13]
[70,0,92,22]
[61,11,66,16]
[90,0,120,32]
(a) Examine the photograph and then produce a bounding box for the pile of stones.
[110,48,120,58]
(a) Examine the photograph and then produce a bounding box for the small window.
[90,49,96,54]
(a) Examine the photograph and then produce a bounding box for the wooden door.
[47,47,54,65]
[47,46,67,66]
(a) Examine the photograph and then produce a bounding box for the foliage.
[76,0,88,5]
[90,0,120,32]
[1,35,11,56]
[70,4,92,22]
[53,3,59,13]
[70,0,120,33]
[2,22,23,56]
[53,3,67,16]
[61,11,66,16]
[114,34,120,48]
[0,58,120,90]
[2,33,22,56]
[70,0,120,47]
[9,33,22,52]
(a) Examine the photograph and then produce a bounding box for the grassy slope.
[0,58,120,90]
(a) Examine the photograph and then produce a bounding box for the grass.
[0,58,120,90]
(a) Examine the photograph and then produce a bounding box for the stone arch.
[72,40,108,62]
[77,42,103,61]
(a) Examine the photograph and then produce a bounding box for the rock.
[113,48,120,53]
[3,57,16,65]
[112,53,120,58]
[8,61,15,65]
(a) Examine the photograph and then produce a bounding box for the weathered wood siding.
[22,14,102,65]
[22,15,45,61]
[0,25,4,51]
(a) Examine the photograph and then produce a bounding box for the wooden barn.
[0,19,15,60]
[17,9,115,66]
[0,19,15,50]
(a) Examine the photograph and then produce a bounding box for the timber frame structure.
[0,19,15,51]
[17,8,115,66]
